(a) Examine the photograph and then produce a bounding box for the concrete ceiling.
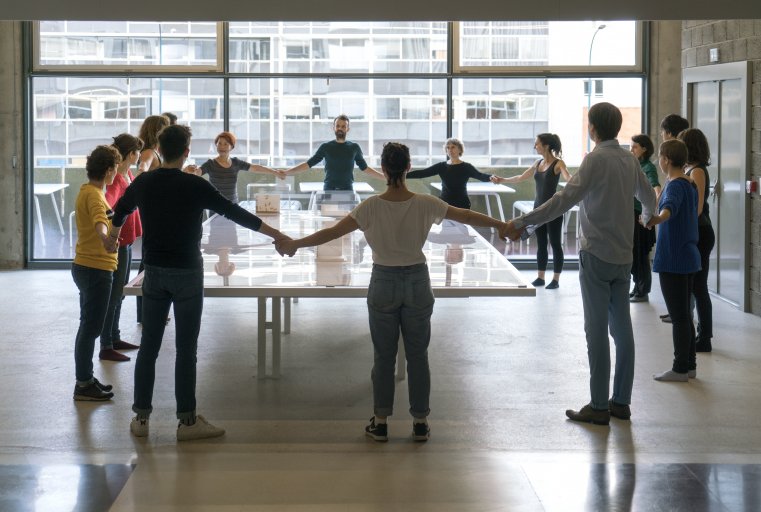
[5,0,761,21]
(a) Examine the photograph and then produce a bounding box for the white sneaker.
[130,417,149,437]
[176,415,225,441]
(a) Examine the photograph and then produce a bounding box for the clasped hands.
[498,220,524,242]
[273,235,298,257]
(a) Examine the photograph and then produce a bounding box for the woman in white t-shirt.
[276,142,509,443]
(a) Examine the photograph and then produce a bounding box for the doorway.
[683,62,751,311]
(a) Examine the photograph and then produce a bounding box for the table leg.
[283,297,291,334]
[49,194,65,235]
[272,297,281,379]
[33,196,46,246]
[494,193,505,222]
[257,297,267,379]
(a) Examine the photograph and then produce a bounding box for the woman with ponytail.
[492,133,571,289]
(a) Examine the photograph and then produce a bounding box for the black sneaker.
[93,377,113,392]
[73,382,114,401]
[412,422,430,442]
[531,277,546,287]
[695,339,712,352]
[365,417,388,442]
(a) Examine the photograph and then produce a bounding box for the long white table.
[124,208,534,379]
[430,182,515,222]
[299,181,375,210]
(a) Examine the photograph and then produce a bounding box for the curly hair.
[86,145,121,180]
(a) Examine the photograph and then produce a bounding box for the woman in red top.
[99,133,144,362]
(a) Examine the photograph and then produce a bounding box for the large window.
[29,21,645,261]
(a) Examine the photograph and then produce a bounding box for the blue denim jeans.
[72,263,113,384]
[132,264,204,421]
[100,244,132,348]
[367,263,434,419]
[578,251,635,409]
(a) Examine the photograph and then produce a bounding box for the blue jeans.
[367,263,434,419]
[578,251,635,409]
[72,263,113,383]
[100,244,132,348]
[132,264,204,421]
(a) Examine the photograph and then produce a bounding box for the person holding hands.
[276,142,509,442]
[492,133,571,289]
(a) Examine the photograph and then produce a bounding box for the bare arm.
[283,162,310,176]
[646,207,671,228]
[491,162,537,184]
[691,167,707,216]
[556,160,573,181]
[250,164,286,180]
[256,222,290,241]
[445,206,504,231]
[136,149,157,176]
[362,166,387,181]
[276,215,359,256]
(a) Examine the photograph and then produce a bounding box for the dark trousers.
[694,224,715,341]
[72,263,113,383]
[659,272,696,373]
[535,215,564,274]
[631,212,655,296]
[100,244,132,347]
[132,264,204,421]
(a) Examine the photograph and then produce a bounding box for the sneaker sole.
[365,432,388,442]
[413,435,430,442]
[177,431,225,442]
[610,413,631,420]
[73,394,113,402]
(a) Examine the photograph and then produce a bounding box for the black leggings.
[659,272,696,373]
[693,224,715,341]
[535,215,564,274]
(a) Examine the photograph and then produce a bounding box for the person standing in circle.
[492,133,571,289]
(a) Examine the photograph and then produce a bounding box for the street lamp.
[586,24,606,153]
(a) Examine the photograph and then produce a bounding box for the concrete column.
[0,21,24,268]
[647,21,683,141]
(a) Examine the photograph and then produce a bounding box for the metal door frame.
[682,61,751,312]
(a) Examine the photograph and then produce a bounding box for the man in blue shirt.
[284,115,385,190]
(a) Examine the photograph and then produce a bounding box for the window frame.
[452,21,644,75]
[32,21,224,72]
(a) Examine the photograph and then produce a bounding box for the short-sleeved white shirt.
[349,194,449,266]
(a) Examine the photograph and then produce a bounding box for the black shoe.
[565,403,610,425]
[365,417,388,442]
[545,280,559,289]
[92,377,113,392]
[73,381,114,401]
[661,314,672,323]
[608,400,631,420]
[412,422,430,442]
[531,277,546,287]
[659,313,670,319]
[695,339,713,352]
[630,294,648,303]
[629,291,636,298]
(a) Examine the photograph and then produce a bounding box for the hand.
[183,165,200,175]
[275,169,287,180]
[490,175,501,184]
[274,239,298,257]
[103,235,119,253]
[500,221,523,242]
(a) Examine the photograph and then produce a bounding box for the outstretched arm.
[362,166,387,181]
[276,215,359,256]
[491,162,537,184]
[249,163,286,180]
[283,161,310,176]
[445,206,511,240]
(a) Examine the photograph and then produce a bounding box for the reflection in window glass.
[459,21,637,68]
[453,77,642,167]
[228,22,447,73]
[229,78,447,168]
[37,21,219,67]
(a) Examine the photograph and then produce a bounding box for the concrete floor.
[1,268,760,511]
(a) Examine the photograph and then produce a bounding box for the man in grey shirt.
[506,102,657,425]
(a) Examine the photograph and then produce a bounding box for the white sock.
[653,369,688,382]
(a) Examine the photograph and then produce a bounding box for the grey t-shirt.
[201,157,250,203]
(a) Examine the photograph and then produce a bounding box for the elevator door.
[689,78,744,307]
